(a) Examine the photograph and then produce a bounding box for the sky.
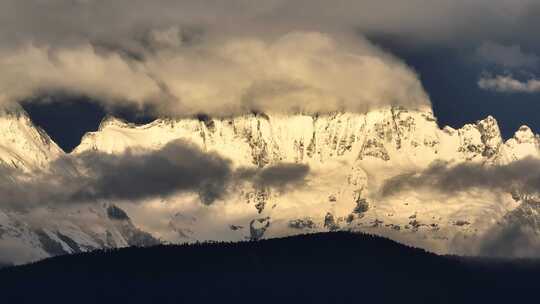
[0,0,534,151]
[370,37,540,141]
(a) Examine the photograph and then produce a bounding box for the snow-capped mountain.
[1,104,539,265]
[0,106,158,265]
[0,105,63,171]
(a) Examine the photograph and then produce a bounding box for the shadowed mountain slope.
[1,232,539,303]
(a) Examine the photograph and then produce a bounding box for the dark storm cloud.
[476,42,540,69]
[0,140,310,210]
[69,140,234,204]
[238,163,310,191]
[381,158,540,197]
[1,0,540,48]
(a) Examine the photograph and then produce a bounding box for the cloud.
[0,32,430,116]
[238,163,310,191]
[0,140,310,210]
[475,42,540,95]
[69,140,234,204]
[448,217,540,258]
[3,0,540,115]
[478,75,540,93]
[479,223,540,258]
[1,0,539,48]
[450,202,540,258]
[380,158,540,257]
[476,42,539,68]
[380,158,540,197]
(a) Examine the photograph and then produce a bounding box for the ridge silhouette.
[1,232,539,303]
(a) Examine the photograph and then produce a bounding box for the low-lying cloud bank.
[381,158,540,198]
[381,158,540,258]
[0,140,310,211]
[479,222,540,258]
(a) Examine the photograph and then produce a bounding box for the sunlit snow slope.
[1,104,540,264]
[0,106,157,265]
[74,106,539,255]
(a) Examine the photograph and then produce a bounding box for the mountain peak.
[477,115,497,125]
[98,116,130,131]
[476,115,503,157]
[513,125,536,144]
[0,103,27,118]
[0,105,63,170]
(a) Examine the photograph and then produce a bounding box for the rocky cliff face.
[71,106,540,254]
[1,105,539,264]
[75,106,513,166]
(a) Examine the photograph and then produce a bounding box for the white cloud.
[2,0,540,114]
[478,75,540,93]
[0,32,430,116]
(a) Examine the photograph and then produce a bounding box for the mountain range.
[1,104,539,265]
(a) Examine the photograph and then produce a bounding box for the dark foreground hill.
[1,232,539,303]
